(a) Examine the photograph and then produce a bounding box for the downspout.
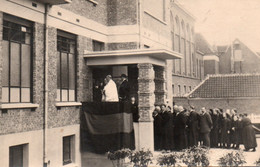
[138,0,142,49]
[43,3,50,167]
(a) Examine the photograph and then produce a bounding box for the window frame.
[2,14,33,103]
[63,135,75,165]
[57,30,77,102]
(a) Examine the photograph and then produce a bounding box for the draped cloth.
[81,102,135,154]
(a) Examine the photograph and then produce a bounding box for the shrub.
[107,148,131,167]
[180,146,210,167]
[218,150,246,167]
[129,148,153,167]
[157,152,179,167]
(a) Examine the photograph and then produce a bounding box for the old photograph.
[0,0,260,166]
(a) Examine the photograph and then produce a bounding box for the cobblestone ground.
[82,138,260,167]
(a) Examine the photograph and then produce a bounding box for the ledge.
[0,103,39,109]
[55,102,82,107]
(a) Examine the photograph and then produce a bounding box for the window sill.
[63,162,78,167]
[0,103,39,109]
[55,102,82,107]
[87,0,98,6]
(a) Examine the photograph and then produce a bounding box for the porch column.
[154,65,166,105]
[137,63,155,151]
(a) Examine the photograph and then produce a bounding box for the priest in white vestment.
[102,75,119,102]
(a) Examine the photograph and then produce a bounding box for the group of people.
[93,74,130,102]
[153,104,258,152]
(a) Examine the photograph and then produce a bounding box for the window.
[92,40,104,51]
[2,14,33,103]
[189,86,192,92]
[178,85,181,95]
[184,85,186,94]
[63,135,75,165]
[172,85,174,94]
[9,144,28,167]
[57,31,77,102]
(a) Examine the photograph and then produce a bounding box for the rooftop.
[187,73,260,98]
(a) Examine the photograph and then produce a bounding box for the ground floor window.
[9,144,28,167]
[63,135,75,165]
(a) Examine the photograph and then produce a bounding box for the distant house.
[174,73,260,122]
[218,39,260,74]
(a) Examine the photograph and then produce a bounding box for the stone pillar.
[154,65,166,106]
[137,63,155,151]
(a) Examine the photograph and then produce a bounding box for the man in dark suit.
[153,106,163,150]
[210,108,219,148]
[198,107,213,147]
[188,106,199,147]
[118,74,130,102]
[173,106,188,150]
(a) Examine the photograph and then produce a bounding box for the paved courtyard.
[82,138,260,167]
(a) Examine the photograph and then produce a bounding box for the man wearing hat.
[119,74,130,102]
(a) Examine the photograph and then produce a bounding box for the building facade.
[0,0,202,167]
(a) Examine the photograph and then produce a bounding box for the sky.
[177,0,260,52]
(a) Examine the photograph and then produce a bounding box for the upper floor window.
[93,40,105,51]
[57,30,77,102]
[2,14,33,103]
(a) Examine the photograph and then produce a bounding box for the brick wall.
[174,97,260,114]
[204,60,218,76]
[77,35,93,102]
[107,42,138,50]
[59,0,108,25]
[172,75,200,97]
[238,41,260,73]
[107,0,137,26]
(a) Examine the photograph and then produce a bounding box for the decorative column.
[137,63,155,151]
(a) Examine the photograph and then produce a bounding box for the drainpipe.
[138,0,142,49]
[43,3,50,167]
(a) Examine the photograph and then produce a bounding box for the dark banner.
[81,102,135,154]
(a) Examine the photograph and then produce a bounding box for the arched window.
[186,24,190,41]
[181,20,185,38]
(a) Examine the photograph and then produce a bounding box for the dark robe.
[188,111,199,147]
[220,117,232,147]
[198,112,213,147]
[118,80,130,101]
[161,111,174,150]
[210,114,219,148]
[242,117,257,150]
[153,112,163,150]
[173,111,188,150]
[230,118,240,148]
[131,103,139,122]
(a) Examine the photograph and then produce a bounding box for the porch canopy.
[84,48,182,66]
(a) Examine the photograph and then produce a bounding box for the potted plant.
[157,152,179,167]
[107,148,131,167]
[218,150,246,167]
[129,148,153,167]
[180,146,210,167]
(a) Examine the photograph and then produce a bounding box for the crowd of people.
[153,104,258,152]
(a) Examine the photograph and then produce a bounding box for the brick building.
[0,0,203,166]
